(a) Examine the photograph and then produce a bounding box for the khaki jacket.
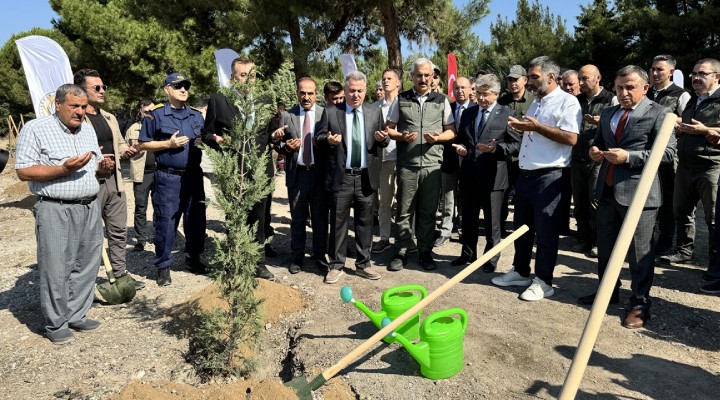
[85,108,129,192]
[125,121,147,182]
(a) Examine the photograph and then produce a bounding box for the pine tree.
[187,78,274,380]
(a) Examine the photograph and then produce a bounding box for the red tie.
[302,111,312,165]
[605,108,631,187]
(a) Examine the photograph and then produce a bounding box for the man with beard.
[491,56,581,301]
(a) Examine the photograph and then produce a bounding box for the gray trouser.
[377,160,397,240]
[35,199,102,333]
[440,170,459,237]
[98,175,128,275]
[396,165,442,253]
[673,163,720,262]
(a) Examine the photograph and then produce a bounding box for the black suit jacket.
[276,104,325,188]
[315,102,389,192]
[456,104,521,191]
[202,92,274,177]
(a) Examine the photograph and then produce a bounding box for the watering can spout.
[354,301,387,328]
[381,317,431,368]
[340,285,386,328]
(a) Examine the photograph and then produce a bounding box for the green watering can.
[340,284,427,343]
[382,307,468,380]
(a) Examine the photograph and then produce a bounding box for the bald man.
[437,77,473,247]
[571,65,618,258]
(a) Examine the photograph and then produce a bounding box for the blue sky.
[0,0,593,49]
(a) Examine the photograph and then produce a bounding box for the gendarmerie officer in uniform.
[138,73,207,286]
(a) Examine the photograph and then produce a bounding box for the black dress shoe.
[451,254,476,267]
[133,241,145,251]
[418,252,437,271]
[185,257,208,275]
[289,262,302,274]
[157,268,172,286]
[578,290,619,305]
[389,254,406,271]
[482,263,496,273]
[264,244,279,258]
[256,265,276,281]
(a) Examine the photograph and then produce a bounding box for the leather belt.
[519,167,560,178]
[298,164,315,171]
[158,167,191,176]
[345,167,365,176]
[38,195,97,205]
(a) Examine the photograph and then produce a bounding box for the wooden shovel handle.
[321,225,529,380]
[101,239,115,283]
[559,112,677,399]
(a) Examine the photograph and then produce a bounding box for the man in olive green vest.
[385,58,456,271]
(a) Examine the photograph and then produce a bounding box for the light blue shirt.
[15,115,101,199]
[345,106,367,169]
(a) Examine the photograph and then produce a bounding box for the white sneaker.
[491,268,532,287]
[520,277,555,301]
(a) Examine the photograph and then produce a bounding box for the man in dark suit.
[436,77,473,247]
[274,77,328,274]
[202,56,277,280]
[451,74,521,272]
[315,71,390,283]
[582,65,675,329]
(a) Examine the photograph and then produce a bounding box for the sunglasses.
[88,85,108,92]
[168,82,191,90]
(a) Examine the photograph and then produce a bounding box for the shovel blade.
[285,375,313,400]
[284,374,326,400]
[97,280,136,305]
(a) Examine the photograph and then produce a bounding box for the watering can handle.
[314,226,527,388]
[381,284,428,304]
[424,308,468,333]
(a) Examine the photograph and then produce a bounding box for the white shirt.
[298,106,315,166]
[518,86,582,170]
[345,106,367,169]
[455,100,471,130]
[379,98,397,161]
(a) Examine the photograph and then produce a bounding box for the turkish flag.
[447,53,457,102]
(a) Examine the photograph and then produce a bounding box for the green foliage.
[480,0,572,78]
[187,80,273,380]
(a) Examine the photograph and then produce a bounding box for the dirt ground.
[1,139,719,399]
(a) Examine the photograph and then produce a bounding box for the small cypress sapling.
[187,77,274,380]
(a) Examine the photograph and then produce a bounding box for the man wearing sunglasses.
[137,73,207,286]
[73,69,145,291]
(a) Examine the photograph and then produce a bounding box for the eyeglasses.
[88,85,108,92]
[690,71,717,78]
[168,82,191,90]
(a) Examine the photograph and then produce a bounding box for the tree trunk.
[287,15,310,81]
[379,2,403,77]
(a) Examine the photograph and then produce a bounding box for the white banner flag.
[340,54,358,77]
[15,35,73,117]
[214,48,240,88]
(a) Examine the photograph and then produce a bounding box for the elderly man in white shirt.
[491,56,582,301]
